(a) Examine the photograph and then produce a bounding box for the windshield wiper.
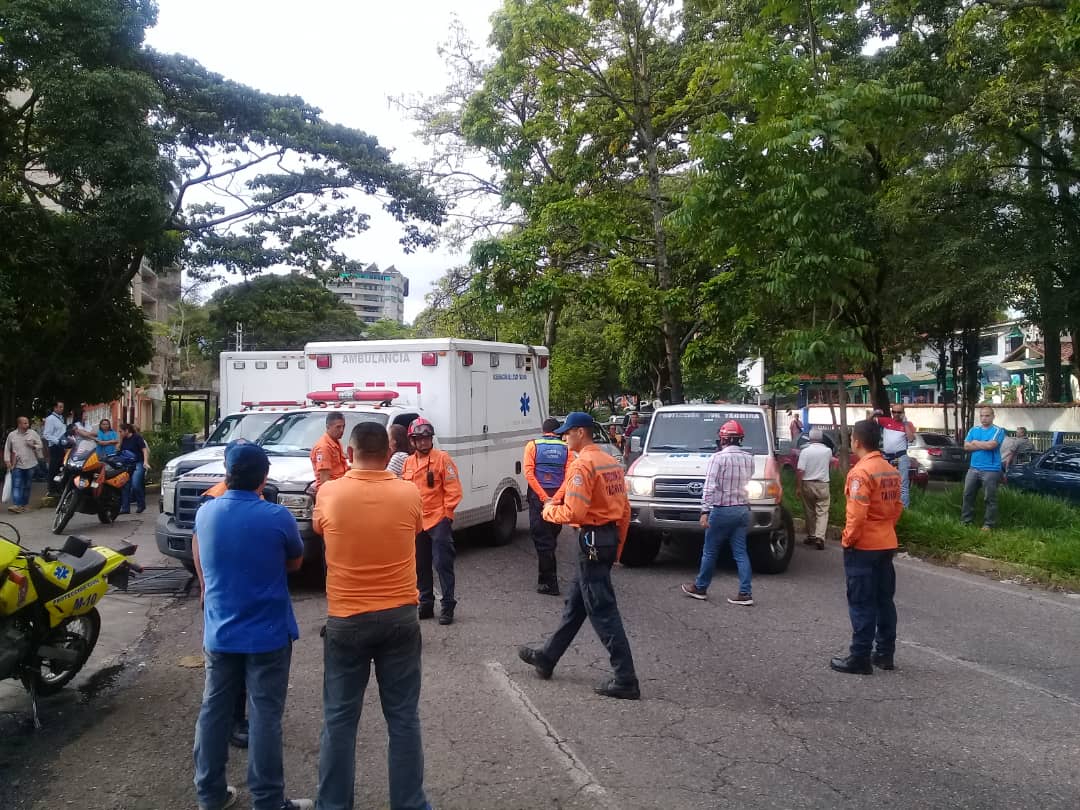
[650,444,688,451]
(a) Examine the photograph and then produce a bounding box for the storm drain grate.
[113,566,200,597]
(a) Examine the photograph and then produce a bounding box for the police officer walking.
[522,417,571,595]
[830,420,903,675]
[518,412,640,700]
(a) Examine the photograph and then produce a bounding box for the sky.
[145,0,504,322]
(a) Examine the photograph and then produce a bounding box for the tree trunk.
[837,376,850,475]
[864,355,890,414]
[1041,321,1063,403]
[544,306,559,349]
[961,329,981,430]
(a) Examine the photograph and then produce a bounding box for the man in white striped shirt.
[681,420,756,606]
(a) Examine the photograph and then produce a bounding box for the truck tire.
[749,506,795,574]
[485,489,519,547]
[619,529,661,567]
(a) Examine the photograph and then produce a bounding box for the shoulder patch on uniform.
[572,474,584,487]
[849,479,860,494]
[316,452,324,463]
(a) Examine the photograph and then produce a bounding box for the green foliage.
[143,425,183,482]
[198,275,366,354]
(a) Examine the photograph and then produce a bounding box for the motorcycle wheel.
[27,608,101,696]
[98,504,120,524]
[51,484,79,535]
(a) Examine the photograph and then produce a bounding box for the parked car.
[1005,444,1080,505]
[907,432,968,480]
[777,432,928,491]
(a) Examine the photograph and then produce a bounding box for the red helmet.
[408,417,435,437]
[718,420,744,439]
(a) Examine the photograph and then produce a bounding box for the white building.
[326,263,409,325]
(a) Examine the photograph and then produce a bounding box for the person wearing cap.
[522,417,571,595]
[312,422,431,810]
[402,418,463,626]
[310,411,348,493]
[517,411,640,700]
[830,419,902,676]
[796,428,833,550]
[192,443,311,810]
[681,419,756,606]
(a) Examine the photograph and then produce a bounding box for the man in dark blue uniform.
[522,418,571,595]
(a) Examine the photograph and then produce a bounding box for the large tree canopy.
[0,0,443,425]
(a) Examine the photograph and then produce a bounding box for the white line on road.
[900,640,1080,708]
[485,661,618,810]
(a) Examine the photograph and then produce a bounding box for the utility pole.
[235,321,244,352]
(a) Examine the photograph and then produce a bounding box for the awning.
[1001,359,1043,372]
[848,371,951,389]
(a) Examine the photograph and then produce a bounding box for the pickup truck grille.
[654,477,706,501]
[175,479,215,529]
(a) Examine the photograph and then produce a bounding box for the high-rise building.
[326,263,409,324]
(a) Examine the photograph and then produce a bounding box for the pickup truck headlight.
[278,493,313,521]
[746,479,782,503]
[626,476,653,497]
[161,466,177,486]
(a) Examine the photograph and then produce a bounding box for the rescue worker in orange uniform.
[518,412,640,700]
[830,419,903,675]
[402,417,463,625]
[310,411,348,493]
[522,417,571,596]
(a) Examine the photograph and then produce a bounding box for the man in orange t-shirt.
[312,422,431,810]
[310,411,348,493]
[518,412,639,700]
[830,419,903,676]
[401,418,463,625]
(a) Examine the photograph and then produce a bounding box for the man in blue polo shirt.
[961,405,1006,531]
[192,443,311,810]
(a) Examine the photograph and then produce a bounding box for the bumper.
[629,499,783,536]
[155,512,321,564]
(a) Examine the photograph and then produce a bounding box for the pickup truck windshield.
[646,411,769,455]
[206,412,283,446]
[258,411,389,456]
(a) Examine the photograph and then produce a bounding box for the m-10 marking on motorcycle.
[341,352,411,365]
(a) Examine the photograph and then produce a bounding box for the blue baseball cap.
[554,412,593,434]
[225,442,269,478]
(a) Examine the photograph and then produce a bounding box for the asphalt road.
[2,496,1079,809]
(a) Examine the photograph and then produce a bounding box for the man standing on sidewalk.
[402,418,463,626]
[796,428,833,550]
[313,422,432,810]
[961,406,1006,531]
[830,420,903,676]
[42,401,66,496]
[518,412,640,700]
[522,417,571,595]
[192,443,311,810]
[4,416,43,513]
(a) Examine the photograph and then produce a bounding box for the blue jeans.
[542,527,637,685]
[317,606,429,810]
[844,549,897,659]
[897,453,911,508]
[194,643,293,810]
[695,505,752,595]
[416,518,455,611]
[10,467,33,507]
[120,462,145,511]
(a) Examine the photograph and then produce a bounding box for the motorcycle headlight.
[277,493,313,521]
[626,476,653,497]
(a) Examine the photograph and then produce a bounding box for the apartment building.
[326,263,409,324]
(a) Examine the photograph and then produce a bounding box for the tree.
[0,0,443,425]
[196,275,366,355]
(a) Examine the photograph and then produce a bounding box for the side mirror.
[631,435,641,453]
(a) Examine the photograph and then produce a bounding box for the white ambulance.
[218,350,309,416]
[158,339,551,571]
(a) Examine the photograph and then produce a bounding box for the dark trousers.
[542,527,637,685]
[416,518,456,612]
[527,489,561,586]
[317,607,428,810]
[47,444,65,495]
[844,548,897,659]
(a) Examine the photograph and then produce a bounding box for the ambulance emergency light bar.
[307,389,400,404]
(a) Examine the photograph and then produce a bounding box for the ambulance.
[157,339,551,571]
[218,350,308,416]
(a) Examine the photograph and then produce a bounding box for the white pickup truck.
[622,404,795,572]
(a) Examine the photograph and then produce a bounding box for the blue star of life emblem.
[520,393,531,416]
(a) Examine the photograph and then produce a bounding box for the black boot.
[829,655,873,675]
[594,678,641,700]
[517,646,554,679]
[537,551,559,595]
[872,653,895,670]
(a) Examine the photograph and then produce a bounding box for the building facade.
[326,263,409,324]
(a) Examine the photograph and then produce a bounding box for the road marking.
[485,661,617,809]
[900,640,1080,708]
[895,557,1080,612]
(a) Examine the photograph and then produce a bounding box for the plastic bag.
[1,473,11,504]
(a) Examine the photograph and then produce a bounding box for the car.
[623,404,795,573]
[907,432,968,480]
[1005,444,1080,505]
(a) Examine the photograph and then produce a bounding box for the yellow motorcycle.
[0,521,141,726]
